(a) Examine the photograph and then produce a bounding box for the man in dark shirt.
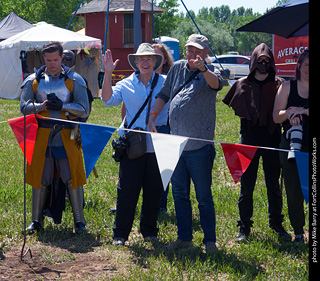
[149,34,223,254]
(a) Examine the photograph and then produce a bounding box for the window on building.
[123,13,134,45]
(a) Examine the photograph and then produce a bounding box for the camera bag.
[126,127,147,159]
[112,73,159,161]
[126,73,159,159]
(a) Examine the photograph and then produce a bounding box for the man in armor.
[20,41,89,233]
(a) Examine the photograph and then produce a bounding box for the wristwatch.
[201,64,208,73]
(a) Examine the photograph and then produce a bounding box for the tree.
[170,20,234,57]
[227,8,272,53]
[153,0,180,37]
[0,0,85,31]
[212,5,231,23]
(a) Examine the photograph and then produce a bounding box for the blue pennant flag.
[79,123,116,178]
[294,151,309,204]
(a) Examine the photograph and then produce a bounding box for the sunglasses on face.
[257,58,270,64]
[63,57,74,62]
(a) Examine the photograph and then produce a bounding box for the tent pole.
[66,0,84,30]
[152,0,155,42]
[103,0,111,54]
[134,0,142,52]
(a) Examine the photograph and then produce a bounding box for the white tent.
[0,22,102,100]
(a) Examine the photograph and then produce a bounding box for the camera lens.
[111,137,128,162]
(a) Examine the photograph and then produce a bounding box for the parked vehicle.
[227,51,239,55]
[210,55,250,79]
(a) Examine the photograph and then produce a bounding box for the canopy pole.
[134,0,142,52]
[103,0,111,54]
[152,0,155,42]
[66,0,84,30]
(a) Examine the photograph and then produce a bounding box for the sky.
[176,0,280,15]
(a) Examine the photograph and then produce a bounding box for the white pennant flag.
[151,133,188,191]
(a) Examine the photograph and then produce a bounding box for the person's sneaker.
[271,225,291,241]
[294,235,305,244]
[205,242,218,254]
[165,239,192,250]
[112,237,125,246]
[144,236,159,243]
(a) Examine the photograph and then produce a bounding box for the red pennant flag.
[7,115,38,165]
[220,143,258,183]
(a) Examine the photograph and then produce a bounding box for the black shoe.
[25,221,41,234]
[235,226,250,243]
[271,225,291,241]
[294,235,305,244]
[75,222,87,233]
[235,231,249,243]
[108,207,117,213]
[113,237,125,246]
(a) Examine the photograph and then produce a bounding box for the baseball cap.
[185,34,209,50]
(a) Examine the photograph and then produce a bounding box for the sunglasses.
[63,57,74,62]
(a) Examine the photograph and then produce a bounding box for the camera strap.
[126,73,159,129]
[172,69,200,100]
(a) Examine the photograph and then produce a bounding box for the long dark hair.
[295,50,309,80]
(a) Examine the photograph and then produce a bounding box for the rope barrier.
[0,115,299,154]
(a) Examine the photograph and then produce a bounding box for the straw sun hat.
[128,43,163,71]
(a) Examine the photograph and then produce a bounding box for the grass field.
[0,86,309,280]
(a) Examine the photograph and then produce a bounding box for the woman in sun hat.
[101,43,167,246]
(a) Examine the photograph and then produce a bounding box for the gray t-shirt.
[156,60,223,151]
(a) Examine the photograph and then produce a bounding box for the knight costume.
[20,64,89,233]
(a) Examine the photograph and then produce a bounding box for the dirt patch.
[0,244,132,280]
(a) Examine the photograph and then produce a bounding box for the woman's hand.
[287,106,304,126]
[148,119,158,133]
[102,49,119,74]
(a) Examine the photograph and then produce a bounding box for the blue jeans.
[171,144,216,244]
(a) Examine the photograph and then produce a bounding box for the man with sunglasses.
[62,50,93,122]
[62,50,76,67]
[223,43,291,243]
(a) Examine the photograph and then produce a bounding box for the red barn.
[76,0,164,79]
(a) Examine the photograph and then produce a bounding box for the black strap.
[127,73,159,129]
[172,69,200,99]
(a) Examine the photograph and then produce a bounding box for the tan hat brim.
[128,53,163,71]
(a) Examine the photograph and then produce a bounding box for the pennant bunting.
[3,114,309,193]
[79,123,116,178]
[7,115,38,165]
[151,133,188,191]
[294,151,309,204]
[220,143,258,183]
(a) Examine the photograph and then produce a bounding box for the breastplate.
[35,73,72,103]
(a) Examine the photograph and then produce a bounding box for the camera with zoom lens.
[112,137,128,162]
[286,124,303,160]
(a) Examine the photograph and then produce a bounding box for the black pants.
[279,134,307,235]
[113,153,163,241]
[237,124,284,229]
